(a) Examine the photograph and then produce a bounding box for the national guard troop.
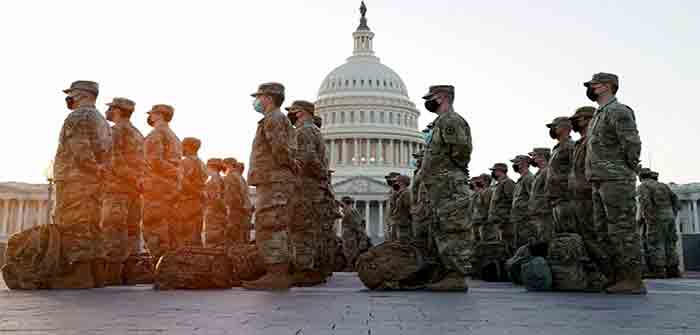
[528,148,553,243]
[487,163,515,250]
[545,117,576,234]
[340,196,366,271]
[390,175,413,243]
[222,158,246,244]
[143,104,182,263]
[244,82,296,290]
[510,155,536,250]
[472,173,494,242]
[203,158,228,248]
[383,172,401,241]
[420,85,472,291]
[584,72,645,294]
[179,137,207,247]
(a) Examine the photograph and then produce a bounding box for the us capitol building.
[315,4,424,242]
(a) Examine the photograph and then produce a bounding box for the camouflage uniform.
[637,170,680,276]
[545,117,576,234]
[390,176,413,242]
[584,73,644,293]
[179,138,207,247]
[420,85,473,280]
[487,164,515,248]
[286,100,328,272]
[238,165,253,243]
[314,113,340,276]
[528,148,554,243]
[411,153,433,251]
[143,104,182,261]
[383,172,400,241]
[102,98,145,283]
[222,159,247,245]
[204,159,228,248]
[341,200,366,270]
[472,174,493,242]
[510,156,535,250]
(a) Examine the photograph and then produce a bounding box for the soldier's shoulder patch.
[445,126,456,135]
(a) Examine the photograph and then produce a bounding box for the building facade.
[317,4,424,242]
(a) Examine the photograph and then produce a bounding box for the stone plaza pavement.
[1,273,699,335]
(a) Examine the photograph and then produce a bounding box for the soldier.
[510,155,536,250]
[203,158,228,249]
[179,137,207,247]
[568,107,609,275]
[243,82,296,290]
[420,85,472,291]
[637,168,681,278]
[101,97,145,285]
[53,80,111,288]
[340,196,366,271]
[285,100,327,286]
[235,161,253,243]
[528,148,553,244]
[472,173,494,242]
[222,158,245,245]
[143,104,182,263]
[487,163,515,250]
[383,172,401,241]
[411,151,432,251]
[390,175,413,243]
[584,72,645,294]
[545,117,576,234]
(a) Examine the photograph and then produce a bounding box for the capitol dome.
[316,2,424,241]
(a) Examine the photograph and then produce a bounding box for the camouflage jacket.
[342,207,364,236]
[385,189,398,226]
[54,105,111,183]
[223,172,245,213]
[294,120,328,182]
[248,108,296,186]
[472,187,494,224]
[239,175,252,212]
[488,176,515,223]
[180,155,207,201]
[585,97,641,182]
[511,171,535,223]
[143,124,182,194]
[529,167,552,216]
[104,121,145,196]
[205,172,226,212]
[422,107,472,177]
[569,136,592,200]
[390,188,412,228]
[545,138,574,202]
[638,179,680,222]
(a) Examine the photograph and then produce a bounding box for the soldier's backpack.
[1,224,61,289]
[154,246,234,290]
[122,253,155,285]
[356,242,426,290]
[506,244,532,285]
[228,243,265,283]
[472,240,510,282]
[547,233,587,291]
[522,256,552,291]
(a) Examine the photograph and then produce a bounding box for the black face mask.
[65,96,76,110]
[490,172,497,180]
[392,184,400,191]
[571,121,581,133]
[512,164,520,173]
[287,114,298,126]
[549,128,557,139]
[147,114,155,127]
[529,159,538,167]
[469,183,475,191]
[586,86,599,102]
[424,99,440,113]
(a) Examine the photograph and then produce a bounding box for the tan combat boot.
[426,272,469,292]
[292,270,326,287]
[605,268,647,294]
[242,263,293,290]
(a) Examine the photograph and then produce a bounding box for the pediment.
[333,176,389,194]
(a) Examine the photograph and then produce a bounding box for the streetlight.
[43,160,54,224]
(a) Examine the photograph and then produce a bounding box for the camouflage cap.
[223,157,238,166]
[182,137,202,151]
[284,100,315,114]
[489,163,508,172]
[583,72,619,87]
[546,117,572,129]
[63,80,99,95]
[650,171,660,179]
[206,158,224,170]
[529,147,551,157]
[422,85,455,100]
[341,196,355,204]
[250,82,285,97]
[148,104,175,122]
[412,150,424,158]
[479,173,492,184]
[395,175,411,186]
[385,172,401,180]
[569,106,596,120]
[638,167,653,178]
[106,97,135,112]
[313,115,323,127]
[510,155,531,163]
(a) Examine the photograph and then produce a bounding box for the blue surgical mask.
[423,129,433,144]
[253,99,265,114]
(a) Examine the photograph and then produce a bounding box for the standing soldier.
[651,170,682,278]
[383,172,401,241]
[637,168,681,278]
[53,81,110,288]
[313,115,340,278]
[569,107,609,274]
[584,72,645,294]
[204,158,228,248]
[528,148,553,243]
[487,163,515,250]
[235,161,253,243]
[102,97,145,285]
[545,117,576,234]
[285,100,327,286]
[411,151,432,251]
[143,104,182,263]
[510,155,535,250]
[243,82,296,290]
[420,85,472,291]
[179,137,207,247]
[223,158,245,244]
[390,175,413,242]
[472,173,494,242]
[340,196,365,271]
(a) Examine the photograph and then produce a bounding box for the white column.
[378,201,384,237]
[17,200,25,234]
[675,213,685,271]
[365,201,371,235]
[389,140,394,166]
[1,200,8,235]
[354,138,359,165]
[377,139,383,165]
[342,138,348,165]
[693,201,699,233]
[365,138,370,163]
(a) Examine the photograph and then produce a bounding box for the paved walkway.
[1,273,699,335]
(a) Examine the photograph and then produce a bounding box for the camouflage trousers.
[645,216,679,269]
[289,180,321,272]
[178,197,204,247]
[531,212,555,243]
[497,220,514,253]
[342,230,361,269]
[395,222,413,243]
[143,190,178,261]
[254,182,291,265]
[55,181,101,263]
[552,200,577,234]
[205,203,228,249]
[227,208,249,245]
[572,198,610,272]
[592,180,641,272]
[101,193,141,264]
[512,216,536,251]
